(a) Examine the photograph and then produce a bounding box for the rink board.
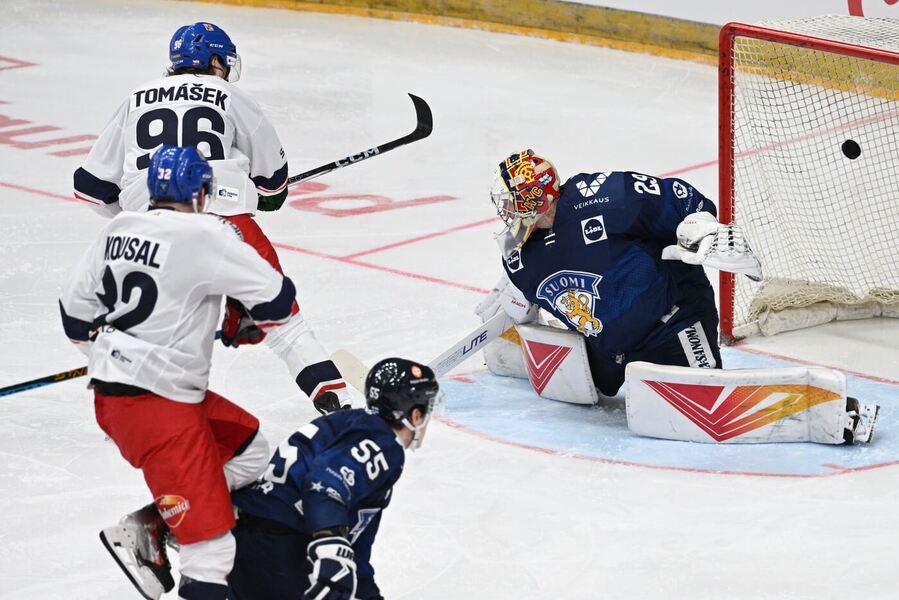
[439,346,898,477]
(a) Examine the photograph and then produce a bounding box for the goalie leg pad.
[625,361,878,444]
[483,326,528,378]
[515,323,598,405]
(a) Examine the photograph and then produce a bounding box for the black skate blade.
[99,529,174,599]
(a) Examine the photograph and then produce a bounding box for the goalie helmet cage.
[719,16,899,344]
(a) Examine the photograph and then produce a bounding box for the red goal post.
[718,16,899,344]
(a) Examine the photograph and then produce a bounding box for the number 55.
[351,439,389,480]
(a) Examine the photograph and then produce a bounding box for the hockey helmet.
[366,358,442,449]
[147,145,213,209]
[169,22,241,82]
[491,149,560,244]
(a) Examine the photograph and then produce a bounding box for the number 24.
[631,173,661,195]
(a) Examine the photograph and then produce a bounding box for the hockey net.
[719,16,899,342]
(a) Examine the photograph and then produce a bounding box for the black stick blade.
[408,93,433,139]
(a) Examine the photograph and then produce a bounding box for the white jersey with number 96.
[74,73,288,217]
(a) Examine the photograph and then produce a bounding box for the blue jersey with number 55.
[232,408,405,554]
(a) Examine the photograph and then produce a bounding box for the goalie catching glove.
[304,536,357,600]
[662,212,762,281]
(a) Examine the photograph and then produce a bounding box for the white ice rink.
[3,1,899,598]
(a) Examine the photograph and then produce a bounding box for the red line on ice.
[272,241,490,294]
[0,181,76,202]
[0,56,37,72]
[343,216,496,259]
[730,344,899,386]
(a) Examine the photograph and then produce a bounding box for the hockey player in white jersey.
[61,146,297,600]
[73,22,351,414]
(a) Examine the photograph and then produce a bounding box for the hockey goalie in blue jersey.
[477,149,762,398]
[476,150,879,446]
[229,357,442,600]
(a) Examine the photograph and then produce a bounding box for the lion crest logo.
[536,271,603,336]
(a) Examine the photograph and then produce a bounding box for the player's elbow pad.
[248,277,296,324]
[73,167,121,208]
[59,300,93,342]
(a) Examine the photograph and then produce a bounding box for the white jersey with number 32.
[75,74,287,216]
[59,210,295,403]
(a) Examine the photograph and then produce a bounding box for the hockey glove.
[313,390,352,415]
[257,190,288,212]
[662,212,762,281]
[304,536,357,600]
[221,298,266,348]
[474,272,538,325]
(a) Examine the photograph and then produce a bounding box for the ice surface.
[1,1,897,599]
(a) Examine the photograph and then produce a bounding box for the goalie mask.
[365,358,443,450]
[491,149,560,247]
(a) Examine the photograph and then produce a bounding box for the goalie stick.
[286,93,432,187]
[331,312,513,392]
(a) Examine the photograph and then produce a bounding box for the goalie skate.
[99,505,175,600]
[844,397,880,445]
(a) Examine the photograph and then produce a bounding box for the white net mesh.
[727,15,899,338]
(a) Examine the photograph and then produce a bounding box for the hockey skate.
[843,397,880,445]
[99,504,175,600]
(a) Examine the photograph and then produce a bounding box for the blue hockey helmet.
[169,22,241,82]
[147,145,213,209]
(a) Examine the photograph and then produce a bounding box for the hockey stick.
[428,312,512,377]
[330,349,369,393]
[330,313,513,392]
[2,331,224,398]
[0,367,88,398]
[286,93,432,187]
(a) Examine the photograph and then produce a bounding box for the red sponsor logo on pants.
[156,494,191,528]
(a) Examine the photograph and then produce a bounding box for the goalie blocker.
[625,361,878,445]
